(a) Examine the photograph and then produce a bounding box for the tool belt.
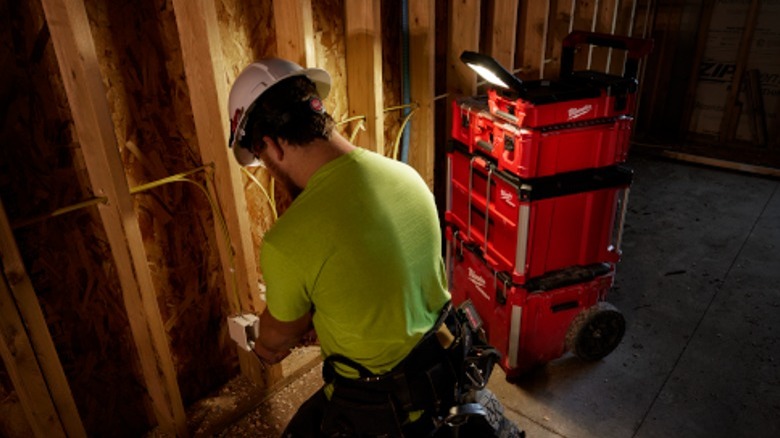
[320,301,501,437]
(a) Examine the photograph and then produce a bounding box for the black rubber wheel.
[566,302,625,361]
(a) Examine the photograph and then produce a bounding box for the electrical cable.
[10,163,246,311]
[384,103,419,161]
[392,107,419,161]
[336,115,368,144]
[10,196,108,230]
[131,165,244,312]
[240,166,278,220]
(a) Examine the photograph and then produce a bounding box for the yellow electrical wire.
[336,115,368,144]
[336,115,367,127]
[240,167,278,220]
[10,196,108,230]
[349,119,367,144]
[130,165,243,311]
[129,164,212,194]
[383,103,417,113]
[10,162,278,313]
[391,107,420,161]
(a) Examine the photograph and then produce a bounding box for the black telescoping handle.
[560,31,654,80]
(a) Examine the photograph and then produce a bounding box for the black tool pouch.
[321,384,404,437]
[446,300,501,396]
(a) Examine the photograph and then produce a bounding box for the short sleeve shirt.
[260,147,450,377]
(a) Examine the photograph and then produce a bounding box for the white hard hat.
[228,58,331,166]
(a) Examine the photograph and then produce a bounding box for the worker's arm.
[253,308,313,364]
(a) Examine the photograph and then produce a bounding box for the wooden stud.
[408,0,436,189]
[273,0,316,67]
[344,0,384,154]
[490,0,519,72]
[679,0,715,136]
[0,202,74,438]
[632,0,656,130]
[590,0,618,73]
[171,0,271,388]
[0,274,64,438]
[572,0,598,71]
[39,0,186,435]
[547,0,575,78]
[641,1,680,135]
[608,0,637,75]
[517,0,551,80]
[719,0,760,143]
[449,0,481,98]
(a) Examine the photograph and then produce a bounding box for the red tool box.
[451,97,633,178]
[485,31,653,128]
[445,141,632,284]
[445,30,650,377]
[446,228,625,378]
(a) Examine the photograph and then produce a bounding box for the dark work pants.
[281,387,437,437]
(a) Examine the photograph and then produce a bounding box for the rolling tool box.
[446,228,625,378]
[445,141,632,284]
[446,30,651,376]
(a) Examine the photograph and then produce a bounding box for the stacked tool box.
[445,31,652,378]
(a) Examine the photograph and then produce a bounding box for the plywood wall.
[634,0,780,168]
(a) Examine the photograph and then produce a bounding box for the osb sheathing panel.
[84,0,237,416]
[216,0,279,258]
[0,0,154,435]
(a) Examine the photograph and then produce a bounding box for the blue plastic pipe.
[400,0,411,163]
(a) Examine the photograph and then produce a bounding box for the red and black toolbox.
[445,30,651,377]
[451,97,633,178]
[446,228,625,378]
[485,31,653,129]
[445,141,632,284]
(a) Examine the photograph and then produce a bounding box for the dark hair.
[245,76,335,147]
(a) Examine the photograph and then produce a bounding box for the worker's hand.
[252,340,290,364]
[299,328,319,346]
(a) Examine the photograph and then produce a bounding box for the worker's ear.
[262,136,285,162]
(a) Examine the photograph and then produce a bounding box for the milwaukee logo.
[468,267,488,298]
[500,189,516,207]
[567,104,593,121]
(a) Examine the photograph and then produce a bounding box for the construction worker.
[227,58,522,437]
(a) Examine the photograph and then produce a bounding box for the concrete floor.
[488,152,780,438]
[225,153,780,437]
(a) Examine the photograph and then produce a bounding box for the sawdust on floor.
[216,363,323,437]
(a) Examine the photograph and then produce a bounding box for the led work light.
[459,51,526,95]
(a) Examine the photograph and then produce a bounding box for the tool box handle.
[560,31,653,80]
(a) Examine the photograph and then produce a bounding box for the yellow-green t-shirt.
[261,147,450,378]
